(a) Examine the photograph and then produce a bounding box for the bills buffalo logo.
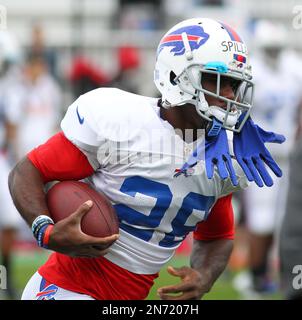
[36,279,58,300]
[157,25,210,57]
[174,167,195,178]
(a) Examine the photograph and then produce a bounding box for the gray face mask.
[172,63,254,133]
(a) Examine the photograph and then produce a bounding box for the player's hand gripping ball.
[46,181,119,237]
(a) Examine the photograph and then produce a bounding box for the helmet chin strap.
[205,117,223,139]
[195,93,239,130]
[193,98,223,139]
[207,105,239,127]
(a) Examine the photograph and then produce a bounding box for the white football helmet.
[154,18,254,132]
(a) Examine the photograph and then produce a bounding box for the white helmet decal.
[156,24,210,58]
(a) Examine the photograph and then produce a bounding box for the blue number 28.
[114,176,215,247]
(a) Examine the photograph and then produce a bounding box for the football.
[46,181,119,238]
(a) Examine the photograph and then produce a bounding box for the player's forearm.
[190,238,233,292]
[8,157,50,226]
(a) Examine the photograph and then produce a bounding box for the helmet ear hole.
[170,71,177,86]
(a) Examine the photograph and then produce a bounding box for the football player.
[9,18,284,300]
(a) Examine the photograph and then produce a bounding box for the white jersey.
[0,66,23,149]
[61,88,248,274]
[16,74,61,159]
[0,67,26,228]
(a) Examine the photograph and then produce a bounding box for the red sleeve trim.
[193,194,234,241]
[27,132,94,183]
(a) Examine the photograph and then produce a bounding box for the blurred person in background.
[233,20,302,298]
[28,23,58,80]
[68,55,110,99]
[0,28,62,299]
[16,52,62,160]
[68,46,141,98]
[108,45,141,94]
[0,31,24,299]
[279,99,302,300]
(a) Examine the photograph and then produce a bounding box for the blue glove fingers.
[205,127,232,181]
[245,158,264,187]
[253,157,274,187]
[236,157,254,182]
[268,133,285,144]
[260,153,283,178]
[216,158,229,180]
[224,155,238,186]
[256,126,286,144]
[206,158,215,179]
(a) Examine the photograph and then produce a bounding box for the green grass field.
[1,249,282,300]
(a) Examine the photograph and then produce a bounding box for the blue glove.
[205,128,238,186]
[175,127,238,186]
[233,117,286,187]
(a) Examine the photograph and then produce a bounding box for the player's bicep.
[193,194,234,241]
[27,132,94,183]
